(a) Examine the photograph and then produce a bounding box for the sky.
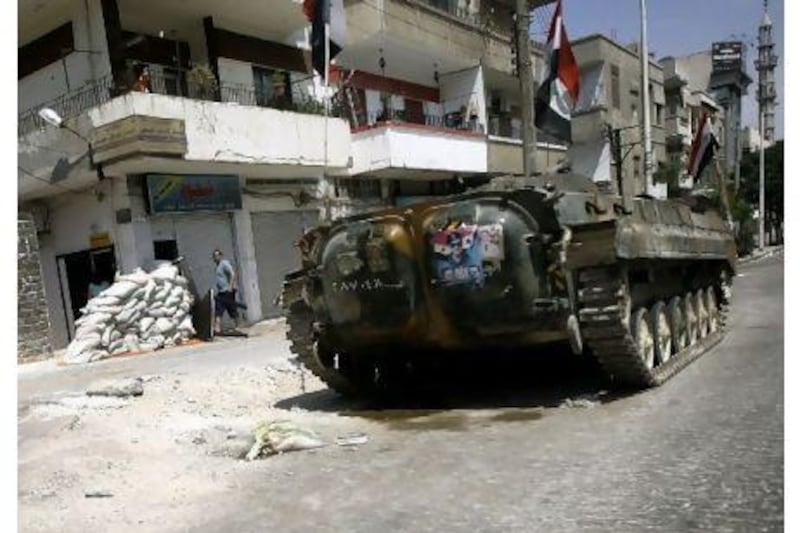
[532,0,785,138]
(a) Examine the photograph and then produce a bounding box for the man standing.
[212,249,239,334]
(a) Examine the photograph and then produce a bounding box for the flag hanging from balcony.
[303,0,346,78]
[687,113,719,181]
[534,0,580,143]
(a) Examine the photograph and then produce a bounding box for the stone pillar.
[18,212,53,362]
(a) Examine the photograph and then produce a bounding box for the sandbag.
[85,295,121,309]
[154,317,175,334]
[143,279,157,302]
[164,294,182,308]
[150,264,179,281]
[138,317,155,333]
[117,269,150,285]
[100,280,140,300]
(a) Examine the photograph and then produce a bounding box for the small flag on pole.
[303,0,346,76]
[687,113,719,181]
[534,0,580,143]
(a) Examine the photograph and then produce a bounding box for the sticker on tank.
[429,222,505,287]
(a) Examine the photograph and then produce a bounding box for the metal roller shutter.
[251,210,317,318]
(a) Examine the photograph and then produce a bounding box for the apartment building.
[565,34,666,197]
[660,57,726,186]
[659,48,751,184]
[17,0,559,353]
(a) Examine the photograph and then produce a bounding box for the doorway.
[56,246,116,341]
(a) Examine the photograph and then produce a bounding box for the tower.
[755,0,778,248]
[756,0,778,144]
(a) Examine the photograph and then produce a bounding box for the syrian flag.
[303,0,346,78]
[534,0,580,143]
[687,113,719,181]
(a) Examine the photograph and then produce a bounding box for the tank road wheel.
[631,308,656,370]
[706,286,720,333]
[694,290,710,338]
[650,302,672,366]
[683,293,699,346]
[667,296,688,353]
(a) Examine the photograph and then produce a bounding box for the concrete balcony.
[19,88,351,201]
[350,121,487,179]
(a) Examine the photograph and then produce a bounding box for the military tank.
[281,173,736,396]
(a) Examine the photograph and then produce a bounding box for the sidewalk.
[738,245,783,265]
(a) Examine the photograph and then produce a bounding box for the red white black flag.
[303,0,346,78]
[687,113,719,180]
[534,0,580,143]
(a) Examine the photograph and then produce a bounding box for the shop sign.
[146,174,242,213]
[89,232,112,249]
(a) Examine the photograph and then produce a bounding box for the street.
[18,253,783,532]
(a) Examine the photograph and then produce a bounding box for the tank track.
[577,266,730,388]
[281,275,360,396]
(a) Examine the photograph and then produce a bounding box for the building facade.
[565,34,667,197]
[18,0,561,352]
[659,46,751,187]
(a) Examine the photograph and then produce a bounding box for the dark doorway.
[57,246,116,340]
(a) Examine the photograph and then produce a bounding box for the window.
[153,240,179,261]
[655,104,663,126]
[611,65,621,109]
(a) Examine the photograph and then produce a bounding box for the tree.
[738,140,783,245]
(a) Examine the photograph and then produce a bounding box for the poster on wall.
[146,174,242,213]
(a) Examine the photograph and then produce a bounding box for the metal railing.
[18,72,343,138]
[18,76,115,137]
[358,109,485,134]
[418,0,480,25]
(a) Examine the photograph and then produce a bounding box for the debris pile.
[63,264,196,364]
[245,420,325,460]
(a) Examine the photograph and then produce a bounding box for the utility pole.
[515,0,537,178]
[755,0,777,249]
[639,0,654,196]
[758,110,765,248]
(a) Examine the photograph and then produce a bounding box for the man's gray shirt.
[215,259,234,292]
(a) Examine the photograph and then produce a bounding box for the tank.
[281,173,736,396]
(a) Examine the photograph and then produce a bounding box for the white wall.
[575,64,606,112]
[568,141,612,184]
[350,124,488,175]
[438,65,487,127]
[36,181,117,348]
[19,0,111,114]
[218,57,255,89]
[86,93,352,167]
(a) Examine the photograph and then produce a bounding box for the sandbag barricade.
[64,264,196,364]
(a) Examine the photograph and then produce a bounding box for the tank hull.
[281,174,736,395]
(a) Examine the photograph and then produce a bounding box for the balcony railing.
[18,72,341,138]
[354,109,485,134]
[418,0,480,25]
[18,76,115,137]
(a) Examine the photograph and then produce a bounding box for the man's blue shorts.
[215,290,239,319]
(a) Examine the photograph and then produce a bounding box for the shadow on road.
[276,345,637,415]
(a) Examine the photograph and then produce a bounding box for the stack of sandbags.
[64,263,196,364]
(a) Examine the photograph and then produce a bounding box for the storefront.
[145,174,243,311]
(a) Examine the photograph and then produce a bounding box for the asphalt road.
[200,254,784,533]
[17,253,783,532]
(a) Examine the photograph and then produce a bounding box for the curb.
[738,246,783,265]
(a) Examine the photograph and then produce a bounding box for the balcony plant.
[186,64,219,101]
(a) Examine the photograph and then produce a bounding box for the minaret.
[755,0,778,248]
[756,0,778,144]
